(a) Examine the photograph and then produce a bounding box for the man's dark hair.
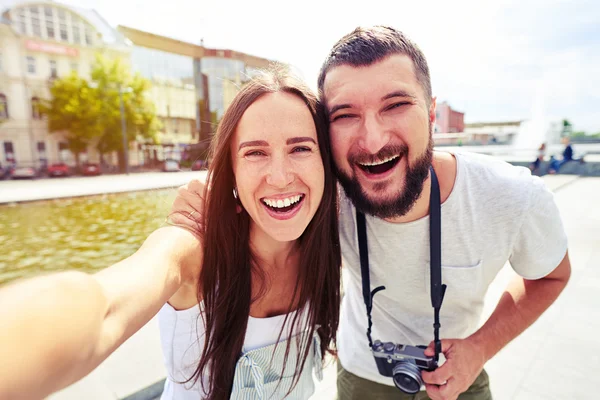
[317,26,432,106]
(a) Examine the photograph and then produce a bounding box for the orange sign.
[25,40,79,57]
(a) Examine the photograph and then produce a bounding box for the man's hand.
[420,338,487,400]
[168,179,206,233]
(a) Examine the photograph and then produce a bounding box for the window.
[0,94,8,119]
[26,56,36,74]
[70,62,78,73]
[31,97,42,119]
[85,29,93,45]
[37,141,47,167]
[44,6,53,17]
[3,141,15,164]
[46,20,55,39]
[32,16,41,37]
[60,23,68,41]
[49,60,57,78]
[73,25,81,44]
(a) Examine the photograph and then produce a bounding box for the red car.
[81,163,101,176]
[47,163,71,177]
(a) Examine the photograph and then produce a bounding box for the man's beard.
[335,136,434,219]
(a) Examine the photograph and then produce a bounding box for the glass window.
[60,23,68,41]
[49,60,57,78]
[3,141,15,164]
[32,16,41,37]
[46,17,55,39]
[26,56,36,74]
[85,29,93,45]
[0,94,8,119]
[73,25,81,44]
[31,97,42,119]
[44,6,53,17]
[57,8,66,21]
[30,6,39,15]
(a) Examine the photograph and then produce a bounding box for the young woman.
[0,69,341,400]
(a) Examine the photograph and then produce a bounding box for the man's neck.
[384,151,457,224]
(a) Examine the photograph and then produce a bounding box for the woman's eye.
[292,146,311,153]
[246,150,265,157]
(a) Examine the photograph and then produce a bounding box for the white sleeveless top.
[158,302,323,399]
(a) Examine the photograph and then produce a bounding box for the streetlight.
[89,83,133,174]
[119,86,133,175]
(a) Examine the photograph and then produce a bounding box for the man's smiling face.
[323,54,435,219]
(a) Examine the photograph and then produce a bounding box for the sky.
[3,0,600,132]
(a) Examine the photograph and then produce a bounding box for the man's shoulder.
[453,151,543,212]
[456,151,536,190]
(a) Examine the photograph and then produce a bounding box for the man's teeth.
[263,195,303,208]
[359,155,400,167]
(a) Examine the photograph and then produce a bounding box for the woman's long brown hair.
[189,68,340,399]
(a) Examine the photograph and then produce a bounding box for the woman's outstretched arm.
[0,226,201,399]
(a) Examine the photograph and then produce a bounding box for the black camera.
[371,340,437,394]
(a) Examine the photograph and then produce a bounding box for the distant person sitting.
[530,142,546,174]
[548,138,584,174]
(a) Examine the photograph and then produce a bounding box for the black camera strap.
[356,166,447,362]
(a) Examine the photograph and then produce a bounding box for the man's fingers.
[425,377,458,400]
[421,363,452,386]
[424,339,453,357]
[186,179,207,196]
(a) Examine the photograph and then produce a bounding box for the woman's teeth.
[262,195,303,209]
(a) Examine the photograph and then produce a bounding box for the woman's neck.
[249,224,299,272]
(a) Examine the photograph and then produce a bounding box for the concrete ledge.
[121,379,165,400]
[507,160,600,176]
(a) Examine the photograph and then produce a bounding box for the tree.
[561,119,573,138]
[40,74,102,168]
[91,55,161,172]
[41,55,160,172]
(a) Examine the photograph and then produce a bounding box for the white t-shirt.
[337,151,568,386]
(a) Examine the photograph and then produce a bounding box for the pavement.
[0,171,208,204]
[4,172,596,400]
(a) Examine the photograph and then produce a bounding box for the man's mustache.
[348,144,408,165]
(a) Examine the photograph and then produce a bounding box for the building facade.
[117,26,275,165]
[0,1,277,171]
[435,101,464,134]
[0,0,131,169]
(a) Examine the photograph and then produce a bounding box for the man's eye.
[386,102,408,111]
[332,114,353,122]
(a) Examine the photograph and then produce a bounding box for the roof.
[465,120,523,128]
[0,0,127,45]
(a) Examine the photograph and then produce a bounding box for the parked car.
[162,159,180,172]
[81,163,102,176]
[47,163,71,177]
[191,159,208,171]
[11,165,38,179]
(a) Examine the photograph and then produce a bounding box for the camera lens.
[392,362,423,394]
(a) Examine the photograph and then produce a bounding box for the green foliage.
[41,54,161,169]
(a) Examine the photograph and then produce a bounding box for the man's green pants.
[337,362,493,400]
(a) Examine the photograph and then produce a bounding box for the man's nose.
[357,114,389,155]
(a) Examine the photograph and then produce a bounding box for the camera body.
[371,340,437,394]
